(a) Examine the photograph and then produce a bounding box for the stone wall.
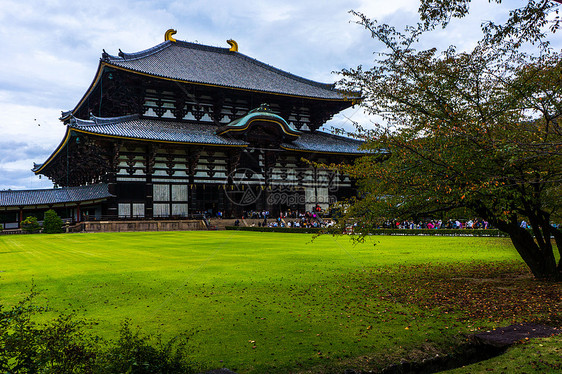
[82,219,205,233]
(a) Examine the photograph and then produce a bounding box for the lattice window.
[153,203,170,217]
[172,185,188,201]
[172,204,188,217]
[153,184,170,201]
[132,203,145,218]
[118,203,131,218]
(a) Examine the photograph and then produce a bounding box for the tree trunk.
[482,213,560,281]
[549,226,562,280]
[507,226,559,280]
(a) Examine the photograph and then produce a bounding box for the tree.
[417,0,561,45]
[21,216,41,234]
[43,209,64,234]
[337,1,562,280]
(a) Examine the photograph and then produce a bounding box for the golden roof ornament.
[227,39,238,52]
[165,29,177,42]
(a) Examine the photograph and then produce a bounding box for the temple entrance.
[265,186,305,217]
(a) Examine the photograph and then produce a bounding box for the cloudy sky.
[0,0,547,190]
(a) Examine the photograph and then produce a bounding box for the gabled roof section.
[0,184,113,207]
[216,104,301,142]
[100,39,347,100]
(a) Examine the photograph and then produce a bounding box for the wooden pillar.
[107,174,118,219]
[225,149,242,218]
[107,141,122,219]
[145,144,157,219]
[187,146,202,215]
[264,150,279,214]
[18,207,23,228]
[189,184,195,215]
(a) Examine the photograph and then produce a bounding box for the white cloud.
[0,0,558,189]
[356,0,418,19]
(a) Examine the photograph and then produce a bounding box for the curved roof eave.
[33,127,73,174]
[279,145,368,156]
[216,111,302,138]
[61,61,107,122]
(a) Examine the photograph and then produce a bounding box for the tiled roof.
[67,115,366,154]
[0,184,112,207]
[70,115,248,146]
[282,131,369,155]
[102,40,347,100]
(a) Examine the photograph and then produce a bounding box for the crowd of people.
[240,207,324,220]
[381,219,491,230]
[260,215,334,229]
[210,208,561,232]
[213,207,504,231]
[232,207,333,229]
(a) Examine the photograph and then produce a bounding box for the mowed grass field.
[0,231,560,373]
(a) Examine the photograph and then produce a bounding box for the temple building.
[4,31,367,225]
[0,184,112,229]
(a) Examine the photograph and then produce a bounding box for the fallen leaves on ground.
[350,261,562,326]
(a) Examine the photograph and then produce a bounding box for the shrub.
[21,216,41,234]
[0,293,197,373]
[43,209,64,234]
[0,291,97,373]
[96,320,196,374]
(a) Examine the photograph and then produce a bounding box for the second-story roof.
[34,113,368,175]
[69,114,248,147]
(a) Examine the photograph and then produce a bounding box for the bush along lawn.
[0,291,199,374]
[0,232,560,373]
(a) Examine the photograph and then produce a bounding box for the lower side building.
[0,184,111,229]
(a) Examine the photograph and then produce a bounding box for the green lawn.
[0,232,559,373]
